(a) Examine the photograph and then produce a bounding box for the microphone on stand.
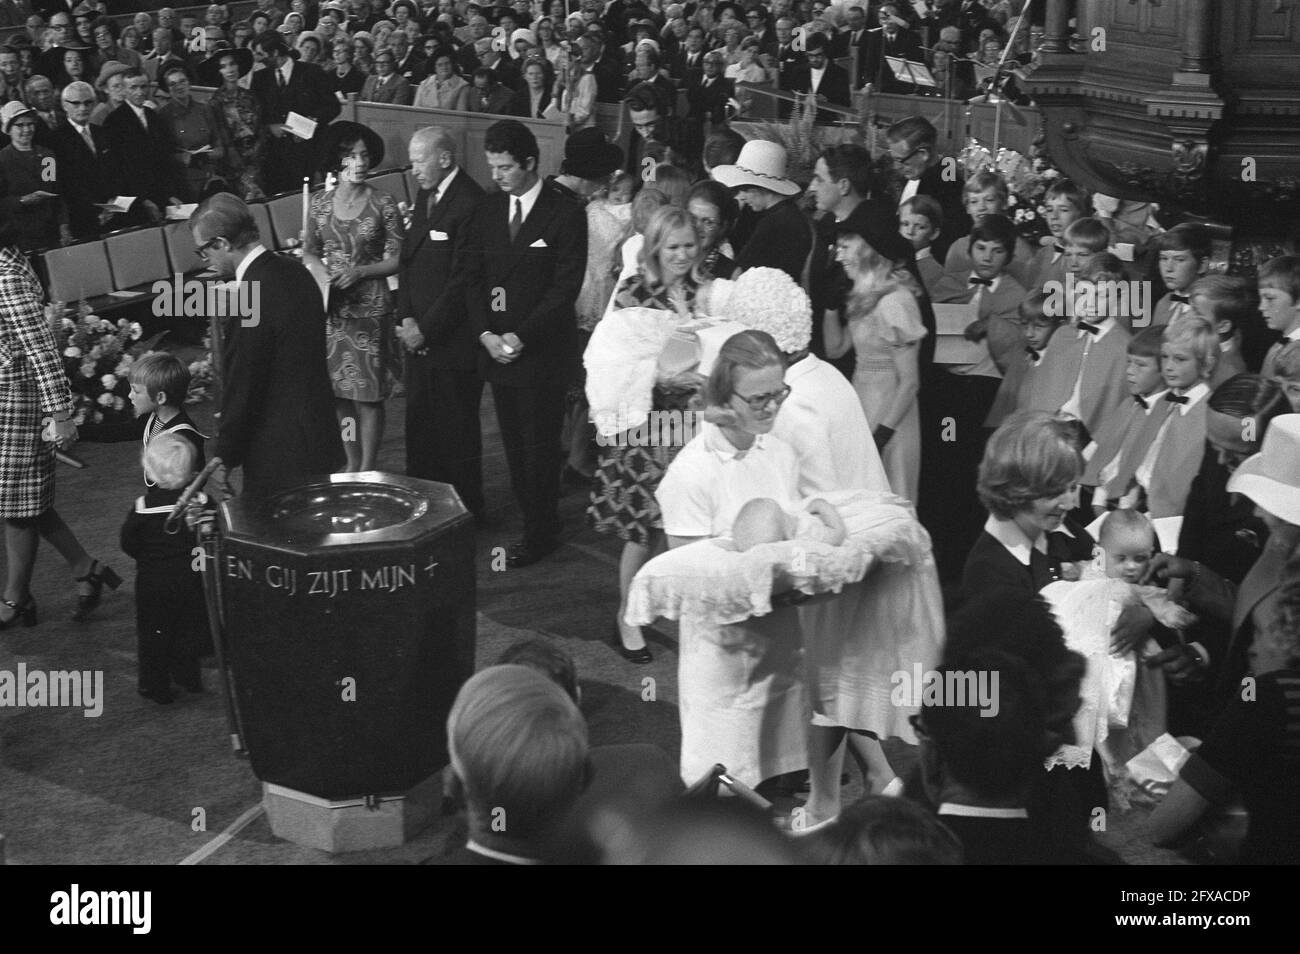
[165,456,224,534]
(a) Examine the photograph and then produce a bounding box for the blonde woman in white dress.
[823,221,927,505]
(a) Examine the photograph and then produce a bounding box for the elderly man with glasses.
[50,78,117,239]
[359,47,413,103]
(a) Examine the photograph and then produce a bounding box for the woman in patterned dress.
[200,48,267,202]
[587,206,709,662]
[303,122,403,472]
[0,223,119,629]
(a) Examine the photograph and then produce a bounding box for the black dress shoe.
[611,628,653,664]
[505,539,557,568]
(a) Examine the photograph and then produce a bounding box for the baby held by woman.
[731,497,848,550]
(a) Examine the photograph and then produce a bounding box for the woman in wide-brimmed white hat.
[711,139,812,282]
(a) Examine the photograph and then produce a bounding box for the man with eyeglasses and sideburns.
[884,114,968,263]
[188,193,345,496]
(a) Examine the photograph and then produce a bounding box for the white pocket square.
[429,230,450,241]
[529,238,548,248]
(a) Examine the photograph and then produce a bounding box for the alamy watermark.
[891,664,1000,717]
[596,408,705,448]
[151,273,260,327]
[0,665,103,717]
[1042,274,1152,326]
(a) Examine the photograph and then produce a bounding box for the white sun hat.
[710,139,801,196]
[1227,413,1300,526]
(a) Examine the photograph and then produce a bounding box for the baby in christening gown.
[730,497,848,551]
[1043,510,1193,793]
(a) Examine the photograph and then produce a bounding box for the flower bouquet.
[50,301,154,425]
[959,135,1062,244]
[702,267,813,354]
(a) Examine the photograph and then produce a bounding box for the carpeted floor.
[0,367,1187,864]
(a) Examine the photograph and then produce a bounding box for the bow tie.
[1077,320,1101,335]
[968,276,993,287]
[1169,293,1190,303]
[1133,394,1148,409]
[1025,346,1040,361]
[1165,392,1189,405]
[1053,243,1065,254]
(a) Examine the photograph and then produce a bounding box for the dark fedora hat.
[561,127,623,181]
[197,45,254,86]
[323,120,386,173]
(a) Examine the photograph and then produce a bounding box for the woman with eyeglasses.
[686,179,738,281]
[0,102,69,249]
[654,329,809,784]
[92,19,141,71]
[158,66,222,203]
[588,205,712,663]
[822,221,925,503]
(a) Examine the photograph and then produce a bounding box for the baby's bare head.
[732,497,792,551]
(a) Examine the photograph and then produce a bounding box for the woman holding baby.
[586,205,710,664]
[655,330,810,788]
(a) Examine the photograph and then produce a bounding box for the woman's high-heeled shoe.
[0,596,38,629]
[72,560,122,622]
[611,627,653,664]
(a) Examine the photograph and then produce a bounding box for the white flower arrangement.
[64,345,82,359]
[716,267,812,354]
[96,393,114,407]
[100,374,118,390]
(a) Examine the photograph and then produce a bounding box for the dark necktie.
[79,124,94,153]
[1169,293,1189,303]
[1165,391,1188,405]
[968,276,992,287]
[508,196,522,242]
[278,69,286,88]
[1077,320,1101,335]
[1133,394,1148,410]
[1025,346,1040,361]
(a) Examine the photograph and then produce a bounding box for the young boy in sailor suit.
[120,432,212,704]
[80,353,207,485]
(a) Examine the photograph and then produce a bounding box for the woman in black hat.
[302,121,405,473]
[203,46,268,201]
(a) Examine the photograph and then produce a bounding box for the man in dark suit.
[23,74,63,148]
[773,17,806,92]
[436,120,587,567]
[190,193,345,496]
[786,32,851,122]
[863,2,927,93]
[52,80,115,239]
[359,47,414,103]
[250,32,341,194]
[669,24,706,87]
[884,114,969,262]
[104,69,184,216]
[685,50,732,126]
[831,4,871,86]
[394,126,487,519]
